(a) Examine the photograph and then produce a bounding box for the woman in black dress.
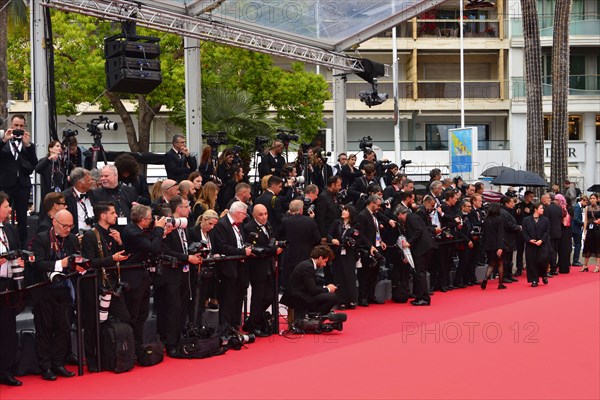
[522,203,551,286]
[481,202,506,290]
[35,140,65,210]
[581,193,600,273]
[328,205,359,309]
[555,194,573,273]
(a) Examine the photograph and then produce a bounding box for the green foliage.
[6,22,30,97]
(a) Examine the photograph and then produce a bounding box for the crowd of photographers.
[1,116,599,386]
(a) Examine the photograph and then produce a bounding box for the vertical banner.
[448,127,478,181]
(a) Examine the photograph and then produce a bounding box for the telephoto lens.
[99,292,112,322]
[10,263,26,291]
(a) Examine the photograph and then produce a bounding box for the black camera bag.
[137,336,164,367]
[14,329,41,376]
[174,336,222,359]
[101,320,135,373]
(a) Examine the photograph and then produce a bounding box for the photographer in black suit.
[80,202,130,372]
[348,163,377,203]
[315,175,342,242]
[62,168,94,235]
[30,209,80,380]
[212,201,252,331]
[396,204,435,306]
[0,192,24,386]
[0,114,38,243]
[243,204,282,337]
[280,245,337,319]
[165,134,197,183]
[500,196,522,283]
[159,196,203,356]
[122,205,167,356]
[255,175,284,237]
[259,140,286,178]
[90,165,138,226]
[355,194,387,306]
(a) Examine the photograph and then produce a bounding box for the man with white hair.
[90,165,137,224]
[212,201,253,331]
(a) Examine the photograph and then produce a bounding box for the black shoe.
[498,284,507,289]
[514,271,522,276]
[471,280,482,285]
[53,366,75,378]
[480,280,488,290]
[410,299,430,306]
[531,281,539,287]
[41,369,57,381]
[509,277,519,282]
[166,347,178,358]
[466,282,474,286]
[347,303,356,309]
[408,293,416,299]
[440,286,448,292]
[573,262,583,267]
[368,298,384,304]
[457,284,467,289]
[502,278,513,284]
[548,271,558,276]
[251,329,271,338]
[65,353,81,366]
[0,375,23,386]
[358,299,369,307]
[337,304,347,310]
[542,277,549,285]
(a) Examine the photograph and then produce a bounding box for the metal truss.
[39,0,366,72]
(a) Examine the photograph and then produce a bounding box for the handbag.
[137,336,164,366]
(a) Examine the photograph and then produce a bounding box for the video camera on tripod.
[276,128,299,143]
[359,136,373,151]
[205,131,228,148]
[0,250,35,291]
[87,116,118,140]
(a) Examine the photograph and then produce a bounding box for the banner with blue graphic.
[448,127,477,178]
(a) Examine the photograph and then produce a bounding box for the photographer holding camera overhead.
[0,114,38,243]
[122,205,168,357]
[30,209,81,380]
[80,202,130,372]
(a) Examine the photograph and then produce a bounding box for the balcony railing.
[510,16,600,37]
[346,140,510,152]
[512,75,600,98]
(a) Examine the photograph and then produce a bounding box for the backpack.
[100,321,135,373]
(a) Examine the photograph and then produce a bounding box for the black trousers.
[217,276,245,330]
[81,277,130,369]
[454,246,471,286]
[2,184,31,243]
[515,234,526,271]
[0,281,18,378]
[503,250,515,279]
[525,245,548,283]
[332,252,358,305]
[572,231,583,264]
[438,243,454,288]
[123,275,152,355]
[247,276,274,331]
[33,287,72,370]
[549,238,560,271]
[357,265,379,301]
[413,252,431,303]
[295,292,338,320]
[155,268,191,348]
[468,240,481,283]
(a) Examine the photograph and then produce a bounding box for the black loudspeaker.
[104,34,162,94]
[356,58,386,84]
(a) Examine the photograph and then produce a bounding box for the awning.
[544,166,584,178]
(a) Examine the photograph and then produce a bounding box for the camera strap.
[92,228,105,258]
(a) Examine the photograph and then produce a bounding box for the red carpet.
[2,269,599,399]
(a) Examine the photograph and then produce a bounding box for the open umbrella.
[480,166,515,178]
[587,184,600,193]
[491,169,548,187]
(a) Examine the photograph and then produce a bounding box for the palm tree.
[550,0,571,188]
[521,0,545,197]
[0,0,27,121]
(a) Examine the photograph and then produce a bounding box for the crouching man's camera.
[294,312,347,334]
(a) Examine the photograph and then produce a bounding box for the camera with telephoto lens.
[276,129,299,142]
[165,217,187,229]
[47,253,91,284]
[1,250,35,292]
[220,327,255,350]
[62,128,78,138]
[340,228,359,249]
[336,189,348,205]
[246,233,286,257]
[205,131,228,147]
[255,136,269,148]
[143,254,177,275]
[315,149,331,163]
[294,312,347,334]
[359,136,373,151]
[88,116,118,133]
[400,159,412,168]
[188,241,211,258]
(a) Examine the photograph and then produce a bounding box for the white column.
[184,37,202,156]
[583,112,597,191]
[31,0,50,207]
[332,70,347,155]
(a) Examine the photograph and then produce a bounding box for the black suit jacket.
[355,208,380,250]
[340,165,361,190]
[279,214,320,269]
[259,152,286,178]
[544,203,563,239]
[243,219,274,282]
[255,190,283,237]
[522,215,550,244]
[348,175,376,203]
[0,140,38,188]
[405,212,435,258]
[122,223,164,287]
[500,207,521,251]
[311,164,333,190]
[212,216,247,280]
[280,259,327,310]
[483,215,505,252]
[0,223,20,288]
[315,190,341,239]
[165,148,197,183]
[35,157,65,200]
[30,229,80,285]
[90,185,137,219]
[81,225,123,270]
[62,187,94,234]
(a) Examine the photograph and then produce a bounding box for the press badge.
[117,217,128,226]
[341,248,347,256]
[590,223,595,230]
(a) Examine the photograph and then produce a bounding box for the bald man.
[243,204,283,337]
[178,180,196,203]
[151,179,179,212]
[31,209,81,380]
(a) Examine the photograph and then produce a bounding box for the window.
[544,115,582,140]
[425,123,490,150]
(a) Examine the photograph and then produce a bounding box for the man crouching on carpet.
[281,245,345,328]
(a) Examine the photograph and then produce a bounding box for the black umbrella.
[480,166,515,178]
[587,184,600,193]
[491,169,548,187]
